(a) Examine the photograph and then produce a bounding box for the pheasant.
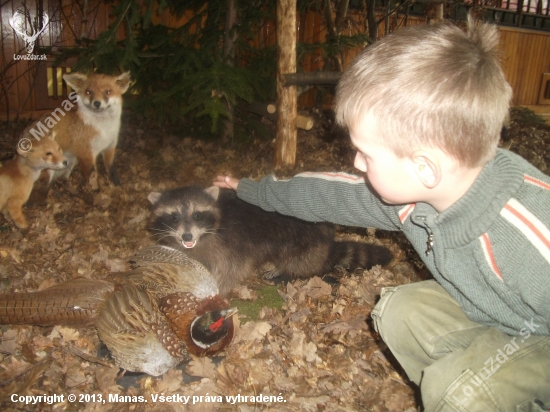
[0,246,237,376]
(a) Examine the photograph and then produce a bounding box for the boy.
[215,19,550,411]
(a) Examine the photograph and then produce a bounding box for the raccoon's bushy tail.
[328,241,392,272]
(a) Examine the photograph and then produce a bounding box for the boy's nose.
[354,152,367,172]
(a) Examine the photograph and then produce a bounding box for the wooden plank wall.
[499,27,550,106]
[1,1,549,119]
[296,10,426,106]
[1,0,120,115]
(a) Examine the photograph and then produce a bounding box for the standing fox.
[0,133,66,229]
[37,72,131,186]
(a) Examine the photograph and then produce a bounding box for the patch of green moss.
[230,284,284,322]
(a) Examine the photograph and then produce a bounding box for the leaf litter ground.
[0,108,547,411]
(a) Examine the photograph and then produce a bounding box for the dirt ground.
[0,107,548,411]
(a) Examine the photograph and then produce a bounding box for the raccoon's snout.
[182,233,197,249]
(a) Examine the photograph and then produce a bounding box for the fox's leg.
[78,153,96,184]
[6,197,28,229]
[102,147,120,185]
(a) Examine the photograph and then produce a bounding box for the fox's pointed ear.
[16,147,30,157]
[205,186,220,201]
[147,192,162,205]
[63,72,88,91]
[115,72,131,94]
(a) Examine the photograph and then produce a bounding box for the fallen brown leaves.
[0,107,546,411]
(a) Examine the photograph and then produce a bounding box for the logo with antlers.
[9,7,49,55]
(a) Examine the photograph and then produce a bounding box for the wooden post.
[275,0,297,169]
[222,0,237,142]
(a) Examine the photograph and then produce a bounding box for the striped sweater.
[237,149,550,336]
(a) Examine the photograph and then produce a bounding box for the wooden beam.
[275,0,297,169]
[245,103,315,131]
[282,72,342,86]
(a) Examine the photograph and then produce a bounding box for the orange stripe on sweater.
[504,203,550,250]
[480,233,503,281]
[524,175,550,190]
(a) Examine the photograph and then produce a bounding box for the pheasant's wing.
[131,245,207,271]
[128,246,219,298]
[96,283,188,376]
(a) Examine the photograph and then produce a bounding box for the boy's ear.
[412,151,440,189]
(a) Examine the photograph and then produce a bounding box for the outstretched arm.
[216,172,401,231]
[213,175,239,191]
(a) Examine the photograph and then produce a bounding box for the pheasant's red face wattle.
[209,317,224,332]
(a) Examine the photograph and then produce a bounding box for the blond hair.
[335,18,512,167]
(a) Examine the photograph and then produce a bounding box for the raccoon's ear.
[63,73,88,91]
[205,186,220,201]
[148,192,162,205]
[115,72,132,94]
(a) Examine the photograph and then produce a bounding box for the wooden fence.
[1,0,549,119]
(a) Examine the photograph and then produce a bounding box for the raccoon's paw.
[262,270,282,280]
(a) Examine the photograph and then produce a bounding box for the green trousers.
[371,280,550,411]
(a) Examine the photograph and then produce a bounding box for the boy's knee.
[421,330,550,412]
[423,368,502,412]
[372,280,442,343]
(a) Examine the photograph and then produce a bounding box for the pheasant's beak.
[221,308,238,319]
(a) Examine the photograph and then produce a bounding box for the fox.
[0,132,66,229]
[148,185,393,296]
[35,72,131,186]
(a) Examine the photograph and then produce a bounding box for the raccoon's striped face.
[151,203,219,249]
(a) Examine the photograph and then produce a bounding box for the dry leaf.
[304,277,331,298]
[232,285,257,300]
[186,356,216,379]
[156,368,183,394]
[237,321,272,342]
[105,258,126,272]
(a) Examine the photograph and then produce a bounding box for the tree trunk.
[275,0,297,169]
[222,0,237,142]
[366,0,378,40]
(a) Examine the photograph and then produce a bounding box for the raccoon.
[148,185,392,295]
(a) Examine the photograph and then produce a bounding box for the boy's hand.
[214,175,240,191]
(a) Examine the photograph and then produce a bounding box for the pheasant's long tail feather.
[0,278,114,326]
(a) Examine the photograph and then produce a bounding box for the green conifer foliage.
[55,0,370,140]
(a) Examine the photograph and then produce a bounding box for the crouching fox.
[0,133,66,229]
[148,185,392,295]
